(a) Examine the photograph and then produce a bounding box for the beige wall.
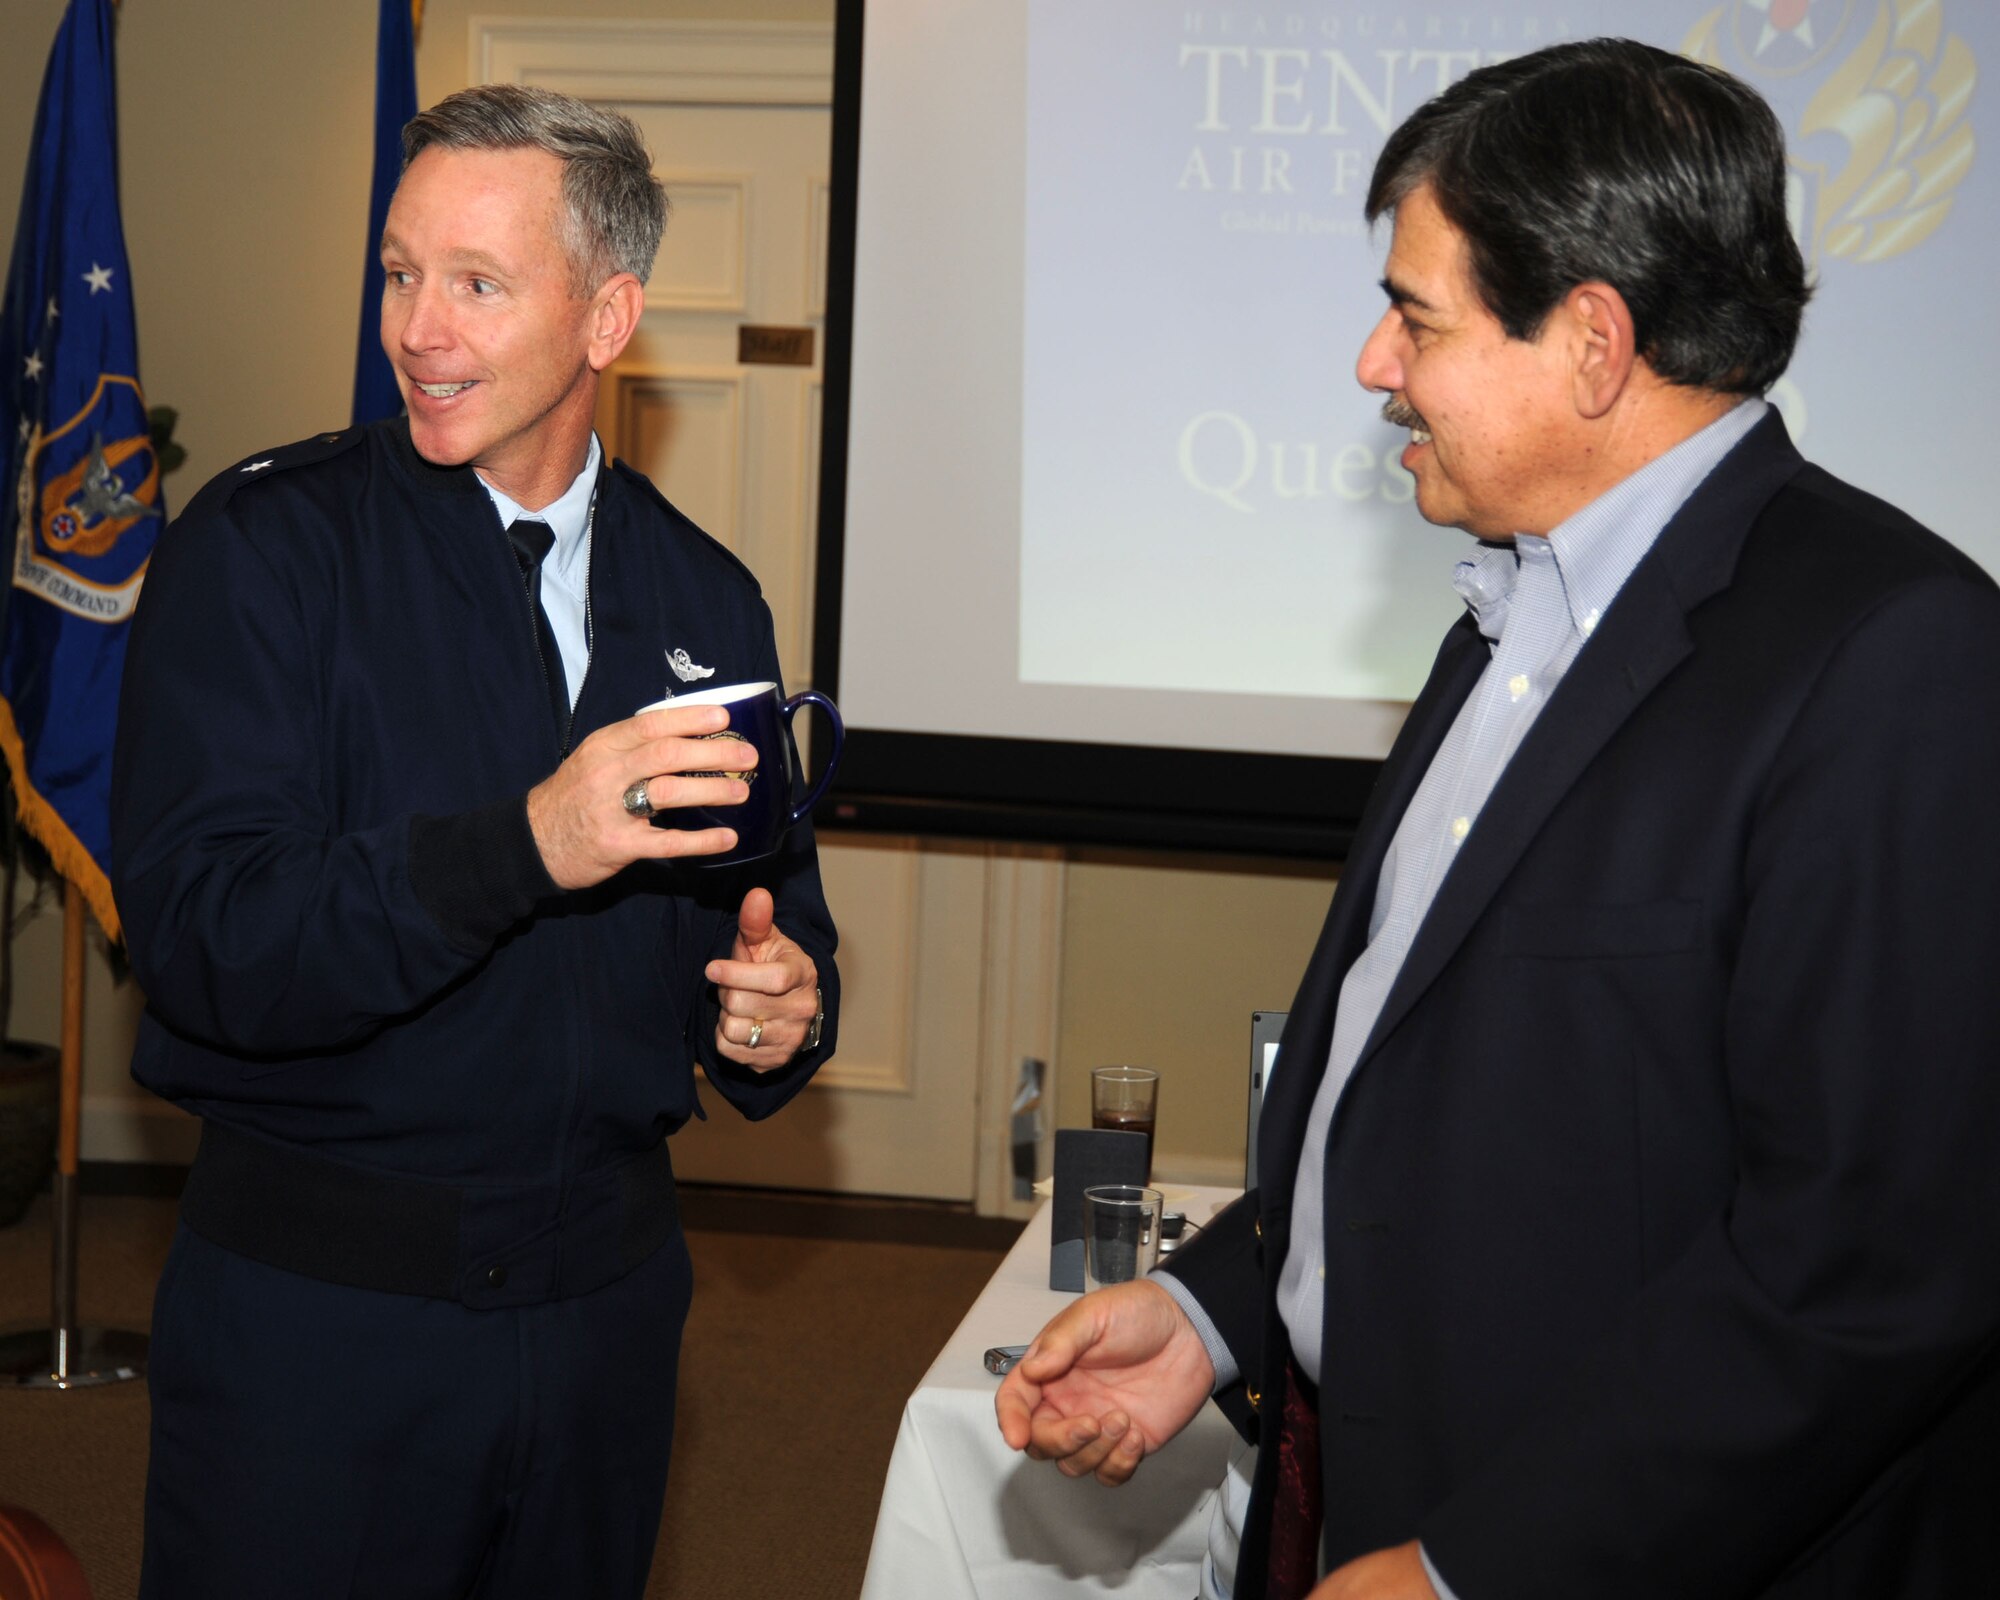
[1058,853,1338,1185]
[2,0,1344,1184]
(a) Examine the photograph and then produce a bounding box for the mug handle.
[781,690,844,826]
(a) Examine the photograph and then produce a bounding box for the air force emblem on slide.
[1682,0,1974,267]
[667,648,715,684]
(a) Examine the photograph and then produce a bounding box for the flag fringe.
[0,692,122,946]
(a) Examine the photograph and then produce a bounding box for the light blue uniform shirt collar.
[476,435,601,707]
[476,432,601,603]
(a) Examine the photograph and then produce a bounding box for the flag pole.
[0,0,160,1388]
[0,883,147,1388]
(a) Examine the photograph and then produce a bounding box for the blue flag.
[0,0,160,943]
[353,0,419,425]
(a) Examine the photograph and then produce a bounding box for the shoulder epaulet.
[181,425,371,522]
[609,455,763,591]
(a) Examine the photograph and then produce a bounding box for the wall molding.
[802,840,923,1096]
[472,18,835,104]
[646,172,752,312]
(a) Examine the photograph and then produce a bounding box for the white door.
[480,22,1054,1204]
[601,94,828,699]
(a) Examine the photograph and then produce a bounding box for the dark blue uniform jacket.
[111,420,838,1198]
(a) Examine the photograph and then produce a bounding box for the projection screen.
[813,0,1999,856]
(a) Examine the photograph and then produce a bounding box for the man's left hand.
[1311,1543,1439,1600]
[707,887,820,1072]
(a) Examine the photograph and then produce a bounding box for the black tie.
[506,518,570,740]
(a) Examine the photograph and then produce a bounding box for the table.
[860,1186,1250,1600]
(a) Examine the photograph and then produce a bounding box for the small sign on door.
[737,325,816,367]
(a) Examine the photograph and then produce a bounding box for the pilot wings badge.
[667,647,716,685]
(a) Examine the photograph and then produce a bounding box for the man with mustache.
[1000,38,2000,1600]
[113,85,837,1598]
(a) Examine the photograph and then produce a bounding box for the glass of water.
[1082,1184,1165,1291]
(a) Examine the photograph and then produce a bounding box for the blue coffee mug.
[637,681,843,866]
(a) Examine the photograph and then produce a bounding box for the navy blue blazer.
[1164,414,2000,1598]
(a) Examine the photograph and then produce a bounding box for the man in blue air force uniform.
[113,85,838,1599]
[1000,40,2000,1600]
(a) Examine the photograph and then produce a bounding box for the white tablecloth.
[860,1187,1246,1600]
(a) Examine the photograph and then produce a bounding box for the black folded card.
[1049,1126,1151,1291]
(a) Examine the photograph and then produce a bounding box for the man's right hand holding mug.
[528,700,756,889]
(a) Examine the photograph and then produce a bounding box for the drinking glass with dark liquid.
[1090,1066,1160,1182]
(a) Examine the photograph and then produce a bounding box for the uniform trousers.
[139,1220,693,1600]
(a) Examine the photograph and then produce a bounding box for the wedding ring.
[747,1018,765,1049]
[621,779,656,819]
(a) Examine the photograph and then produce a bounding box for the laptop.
[1245,1010,1286,1190]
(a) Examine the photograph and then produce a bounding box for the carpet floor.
[0,1188,1013,1599]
